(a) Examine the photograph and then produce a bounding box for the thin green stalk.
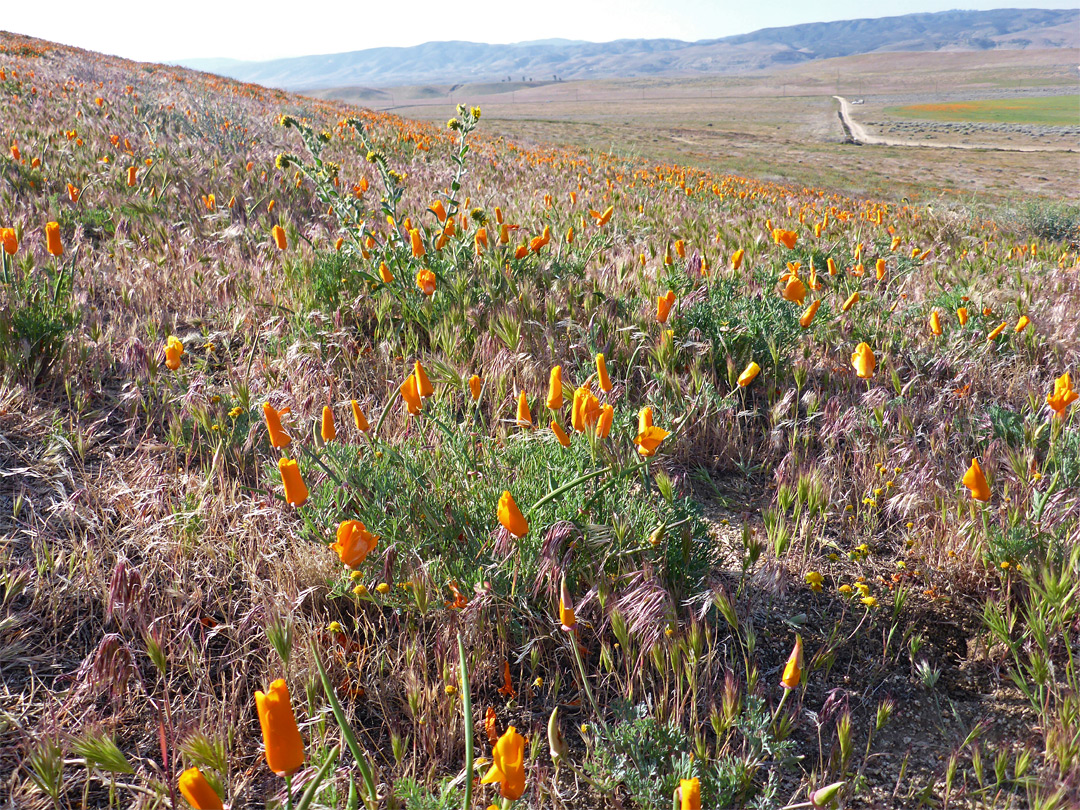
[373,386,402,438]
[569,632,606,732]
[458,634,474,810]
[311,642,378,809]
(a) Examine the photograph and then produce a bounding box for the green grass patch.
[885,95,1079,126]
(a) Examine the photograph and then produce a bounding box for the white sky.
[2,0,1076,62]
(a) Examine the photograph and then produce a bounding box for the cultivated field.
[2,30,1080,810]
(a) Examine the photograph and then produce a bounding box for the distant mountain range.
[180,8,1080,91]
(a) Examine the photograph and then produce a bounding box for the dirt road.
[833,95,1077,153]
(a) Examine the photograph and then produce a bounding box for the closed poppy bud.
[351,400,369,432]
[657,290,676,323]
[498,491,528,538]
[331,519,378,568]
[1015,315,1030,333]
[596,353,612,392]
[127,166,137,187]
[957,307,969,325]
[321,406,336,442]
[551,419,571,447]
[278,458,308,507]
[409,227,424,258]
[827,257,837,275]
[782,276,807,305]
[566,226,574,244]
[799,300,820,328]
[469,374,482,401]
[517,391,533,428]
[987,321,1007,341]
[559,576,576,631]
[875,258,886,280]
[45,221,63,256]
[738,361,760,387]
[547,365,563,410]
[378,261,393,283]
[811,781,845,809]
[416,268,436,295]
[679,777,701,810]
[334,237,344,251]
[178,767,223,810]
[548,707,568,766]
[499,223,510,244]
[271,225,287,250]
[474,227,488,253]
[400,374,423,415]
[841,291,859,312]
[851,342,875,379]
[0,228,16,255]
[67,183,80,203]
[674,239,686,259]
[731,248,744,270]
[255,679,305,775]
[263,402,291,448]
[165,335,184,370]
[930,310,942,336]
[430,199,447,222]
[596,404,614,439]
[480,726,526,800]
[571,387,588,432]
[962,458,991,502]
[414,361,434,398]
[781,634,803,689]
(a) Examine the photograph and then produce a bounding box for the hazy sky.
[3,0,1076,62]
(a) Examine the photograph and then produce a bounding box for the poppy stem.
[457,634,474,810]
[285,772,294,810]
[373,386,402,438]
[569,631,607,732]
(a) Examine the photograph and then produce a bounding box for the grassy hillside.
[1,29,1079,810]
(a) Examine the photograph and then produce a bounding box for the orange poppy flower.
[321,406,336,442]
[278,458,308,507]
[498,491,528,537]
[271,225,287,250]
[547,366,563,410]
[962,458,990,502]
[263,402,291,448]
[415,268,437,295]
[781,635,803,689]
[851,343,875,379]
[255,679,305,775]
[330,520,379,568]
[656,290,676,323]
[45,221,63,256]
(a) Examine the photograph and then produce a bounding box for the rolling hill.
[179,8,1080,90]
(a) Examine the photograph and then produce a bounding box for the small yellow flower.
[838,584,853,594]
[894,467,902,474]
[855,583,870,596]
[805,571,823,592]
[861,596,878,608]
[873,488,884,496]
[906,522,914,529]
[1000,561,1010,570]
[229,406,243,418]
[896,561,906,569]
[328,621,342,633]
[376,582,390,594]
[353,584,368,596]
[349,570,363,581]
[534,677,543,688]
[580,724,589,735]
[445,684,457,696]
[885,481,894,489]
[844,504,854,511]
